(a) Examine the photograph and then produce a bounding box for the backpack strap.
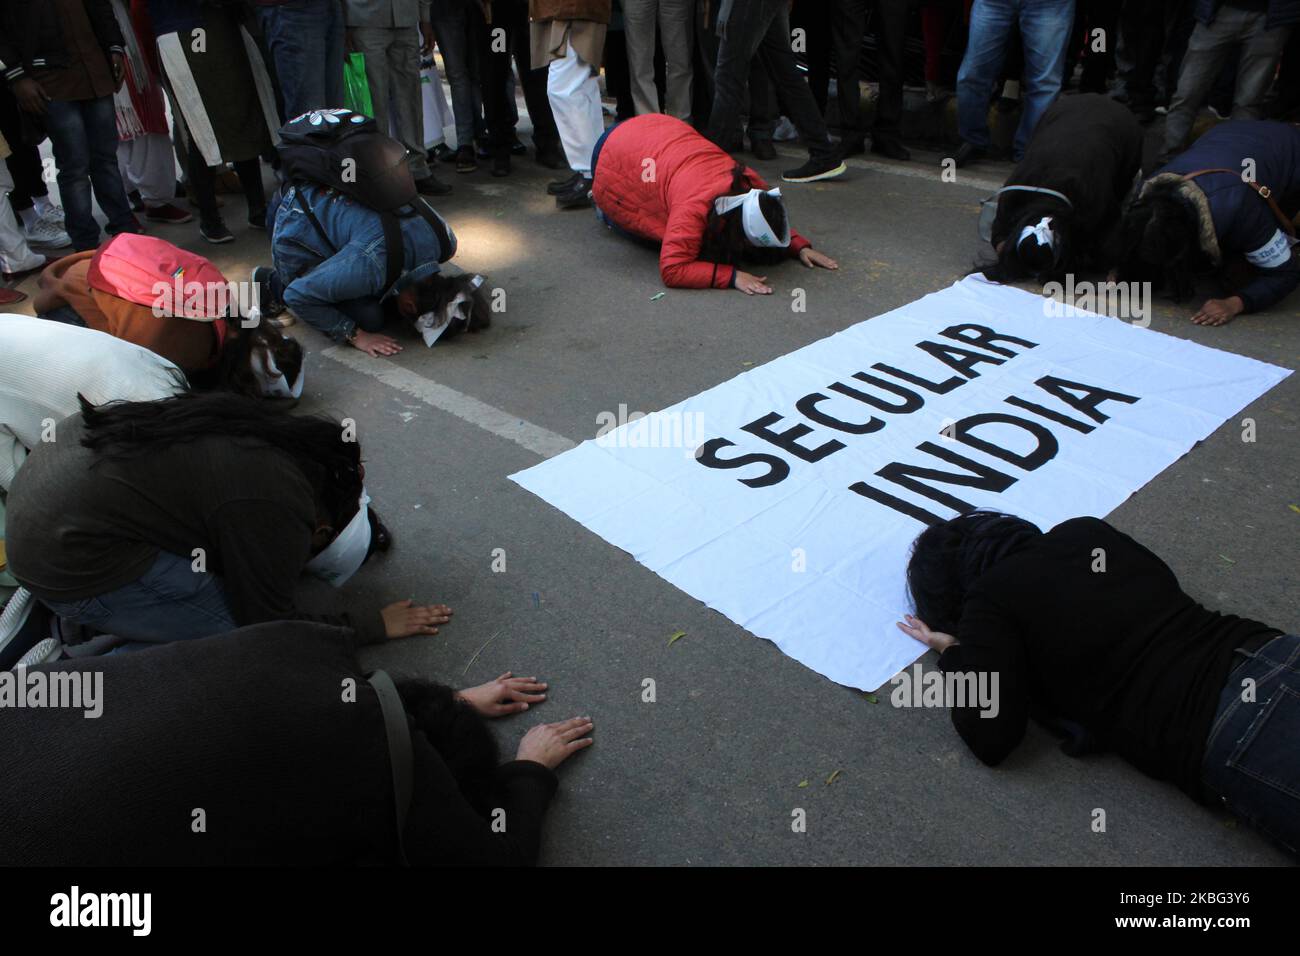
[293,184,338,254]
[410,197,455,264]
[378,212,404,297]
[365,668,413,866]
[1181,168,1296,237]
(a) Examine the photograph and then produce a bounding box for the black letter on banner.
[871,362,964,395]
[695,438,790,488]
[795,393,886,435]
[951,413,1058,470]
[939,324,1038,356]
[1003,395,1095,433]
[915,341,1006,379]
[742,412,845,462]
[1034,375,1140,423]
[853,441,1016,519]
[828,373,924,413]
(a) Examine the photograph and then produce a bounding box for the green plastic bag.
[343,53,374,117]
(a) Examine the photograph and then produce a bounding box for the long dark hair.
[977,202,1078,285]
[395,679,500,817]
[1115,181,1204,300]
[188,317,305,400]
[698,164,790,267]
[77,391,363,529]
[905,511,1042,634]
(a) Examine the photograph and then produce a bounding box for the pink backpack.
[87,234,229,350]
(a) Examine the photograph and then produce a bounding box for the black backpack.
[275,110,454,296]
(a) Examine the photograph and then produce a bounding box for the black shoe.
[455,145,477,174]
[547,171,581,195]
[534,144,569,170]
[251,265,286,318]
[781,157,847,183]
[415,174,452,196]
[492,153,511,177]
[840,138,867,158]
[431,143,456,164]
[555,177,593,209]
[750,138,776,160]
[510,136,527,156]
[870,138,911,161]
[247,207,268,230]
[953,142,987,168]
[200,218,234,244]
[475,140,492,160]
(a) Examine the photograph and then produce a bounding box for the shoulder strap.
[994,185,1075,210]
[365,669,413,866]
[1181,168,1296,237]
[293,185,339,254]
[379,212,404,296]
[411,197,455,263]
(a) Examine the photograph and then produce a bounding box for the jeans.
[43,96,138,250]
[956,0,1076,160]
[1202,633,1300,858]
[429,0,478,148]
[258,0,346,118]
[707,0,836,162]
[41,549,237,647]
[36,306,87,327]
[1160,7,1291,160]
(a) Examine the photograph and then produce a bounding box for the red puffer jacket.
[591,115,811,289]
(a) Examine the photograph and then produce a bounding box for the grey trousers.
[352,25,432,178]
[623,0,695,121]
[1161,7,1292,160]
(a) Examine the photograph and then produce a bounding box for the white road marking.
[320,346,577,458]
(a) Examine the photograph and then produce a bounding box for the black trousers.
[806,0,907,144]
[706,0,836,161]
[0,85,50,211]
[1119,0,1194,111]
[478,0,560,153]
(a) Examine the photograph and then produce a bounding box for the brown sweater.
[35,251,220,373]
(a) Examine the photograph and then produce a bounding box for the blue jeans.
[42,550,237,648]
[956,0,1076,160]
[43,96,138,250]
[258,0,346,118]
[1202,634,1300,858]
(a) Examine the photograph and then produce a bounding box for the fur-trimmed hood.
[1140,173,1221,266]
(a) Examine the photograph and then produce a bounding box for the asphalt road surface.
[8,125,1296,866]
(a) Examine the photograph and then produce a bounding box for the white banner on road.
[511,277,1292,690]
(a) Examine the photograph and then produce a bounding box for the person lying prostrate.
[590,114,838,295]
[0,315,185,493]
[896,512,1295,857]
[5,392,441,649]
[980,94,1143,284]
[1117,120,1300,326]
[0,621,594,865]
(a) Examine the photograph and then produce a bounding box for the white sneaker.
[35,203,65,226]
[1,248,46,277]
[23,213,71,248]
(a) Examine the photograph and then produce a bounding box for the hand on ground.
[381,599,452,638]
[458,672,548,717]
[516,716,594,770]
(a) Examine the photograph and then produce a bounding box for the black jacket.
[937,518,1279,803]
[0,0,125,85]
[0,621,560,865]
[991,94,1143,257]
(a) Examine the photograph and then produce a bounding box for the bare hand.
[12,77,50,115]
[1190,295,1244,327]
[419,21,436,55]
[111,52,127,91]
[516,716,594,770]
[350,328,403,356]
[799,247,838,270]
[734,270,772,295]
[896,614,958,653]
[381,599,452,638]
[458,672,548,717]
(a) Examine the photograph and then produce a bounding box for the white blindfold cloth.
[1018,216,1057,252]
[713,187,791,248]
[249,346,305,399]
[304,488,372,587]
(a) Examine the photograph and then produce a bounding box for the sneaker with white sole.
[35,203,65,226]
[23,213,71,248]
[782,158,848,183]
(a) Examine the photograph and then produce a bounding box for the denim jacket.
[271,183,456,341]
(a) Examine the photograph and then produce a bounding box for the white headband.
[713,188,790,248]
[414,274,485,348]
[304,488,372,587]
[249,346,305,399]
[1018,216,1056,252]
